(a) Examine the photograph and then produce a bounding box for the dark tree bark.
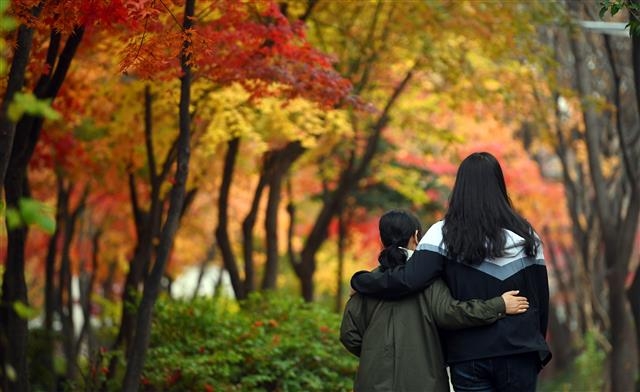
[241,164,269,295]
[215,137,245,299]
[629,5,640,389]
[1,25,84,392]
[122,1,195,389]
[112,85,170,361]
[334,210,347,313]
[567,7,640,389]
[76,228,101,362]
[191,245,215,300]
[0,5,41,190]
[290,65,416,301]
[53,179,88,383]
[41,176,65,392]
[262,142,304,290]
[629,266,640,392]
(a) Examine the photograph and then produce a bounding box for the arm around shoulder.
[427,279,506,330]
[350,249,444,300]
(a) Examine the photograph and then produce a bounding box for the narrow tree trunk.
[607,258,636,392]
[76,229,100,361]
[215,137,244,299]
[57,184,75,383]
[1,174,30,392]
[191,246,215,301]
[567,10,640,388]
[262,176,281,290]
[1,25,84,392]
[57,181,87,382]
[629,265,640,392]
[0,15,39,189]
[113,86,163,361]
[335,211,346,313]
[41,178,66,392]
[121,1,194,389]
[0,9,42,392]
[547,304,575,375]
[291,66,415,301]
[241,169,269,295]
[262,143,305,290]
[630,7,640,388]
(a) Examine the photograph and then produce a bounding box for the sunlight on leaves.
[7,92,61,122]
[6,198,56,234]
[13,301,40,321]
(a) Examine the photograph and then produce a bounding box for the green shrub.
[572,331,606,391]
[539,330,605,392]
[140,292,358,391]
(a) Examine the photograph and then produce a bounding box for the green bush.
[539,330,605,392]
[140,293,358,391]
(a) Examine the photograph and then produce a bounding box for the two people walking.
[341,152,551,392]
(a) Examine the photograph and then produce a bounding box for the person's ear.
[409,230,419,247]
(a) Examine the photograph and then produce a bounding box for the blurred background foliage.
[1,0,639,390]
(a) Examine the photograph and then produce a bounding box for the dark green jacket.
[340,279,505,392]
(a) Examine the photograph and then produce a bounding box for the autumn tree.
[0,2,135,389]
[529,1,640,389]
[276,0,560,300]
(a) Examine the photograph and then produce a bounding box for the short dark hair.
[378,210,422,270]
[442,152,539,264]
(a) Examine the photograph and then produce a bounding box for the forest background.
[1,0,639,391]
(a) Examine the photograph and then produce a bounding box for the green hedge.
[140,293,358,391]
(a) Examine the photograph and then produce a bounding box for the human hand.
[501,290,529,315]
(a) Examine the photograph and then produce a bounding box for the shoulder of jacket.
[417,221,445,252]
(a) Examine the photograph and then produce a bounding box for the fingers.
[502,293,529,315]
[503,290,519,296]
[515,299,529,313]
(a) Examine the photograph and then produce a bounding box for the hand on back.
[501,290,529,314]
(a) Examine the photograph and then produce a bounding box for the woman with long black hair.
[340,209,529,392]
[350,152,551,391]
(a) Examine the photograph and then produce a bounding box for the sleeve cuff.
[490,296,506,319]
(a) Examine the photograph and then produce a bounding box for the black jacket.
[351,221,552,368]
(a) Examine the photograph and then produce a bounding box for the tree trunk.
[630,7,640,388]
[241,168,268,295]
[262,142,305,290]
[41,177,66,392]
[57,182,75,383]
[606,255,637,392]
[0,10,41,392]
[1,173,30,392]
[191,246,215,300]
[289,66,415,301]
[0,12,39,190]
[76,228,100,362]
[629,265,640,392]
[547,303,576,375]
[262,175,281,290]
[215,137,245,299]
[113,86,164,360]
[52,179,87,383]
[1,25,84,391]
[121,1,194,389]
[335,211,346,313]
[567,8,640,388]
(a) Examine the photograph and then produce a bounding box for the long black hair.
[442,152,539,265]
[378,210,422,270]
